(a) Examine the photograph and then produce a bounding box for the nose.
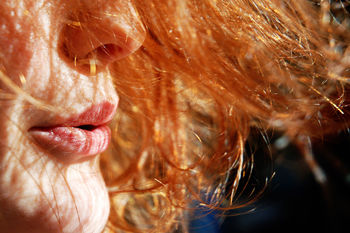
[59,7,145,75]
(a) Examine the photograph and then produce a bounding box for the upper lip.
[30,101,117,129]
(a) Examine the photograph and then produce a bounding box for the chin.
[0,148,110,233]
[47,181,111,233]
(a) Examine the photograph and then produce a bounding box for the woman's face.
[0,0,145,232]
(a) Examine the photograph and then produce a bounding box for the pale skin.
[0,1,145,232]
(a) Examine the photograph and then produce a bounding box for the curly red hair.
[97,0,350,232]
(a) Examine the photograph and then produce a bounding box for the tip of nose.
[59,20,145,76]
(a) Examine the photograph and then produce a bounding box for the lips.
[29,101,117,163]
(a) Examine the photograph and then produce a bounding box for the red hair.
[78,0,349,232]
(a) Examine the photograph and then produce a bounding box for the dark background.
[190,131,350,233]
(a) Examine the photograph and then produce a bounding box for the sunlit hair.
[99,0,350,232]
[1,0,349,232]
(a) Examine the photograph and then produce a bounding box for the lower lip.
[30,125,111,162]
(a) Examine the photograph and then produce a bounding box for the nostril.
[59,42,124,76]
[96,44,122,60]
[95,43,126,65]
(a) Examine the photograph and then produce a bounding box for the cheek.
[0,11,62,102]
[0,15,35,84]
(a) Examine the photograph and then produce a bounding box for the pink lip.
[29,101,117,163]
[63,101,117,127]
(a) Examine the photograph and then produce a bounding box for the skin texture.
[0,0,145,232]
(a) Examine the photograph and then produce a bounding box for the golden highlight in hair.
[99,0,350,232]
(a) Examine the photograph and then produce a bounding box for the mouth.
[29,101,117,163]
